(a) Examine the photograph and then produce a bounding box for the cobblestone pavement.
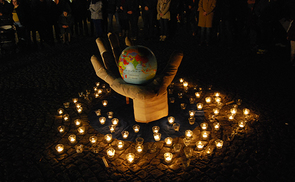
[0,28,295,182]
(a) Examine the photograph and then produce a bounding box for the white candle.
[102,100,108,107]
[99,117,106,125]
[164,152,173,163]
[106,147,115,158]
[195,92,201,98]
[58,125,65,133]
[135,144,143,153]
[215,96,221,103]
[74,119,81,126]
[126,153,135,163]
[213,122,220,130]
[105,134,112,143]
[111,118,119,126]
[75,144,83,153]
[243,108,250,115]
[165,137,173,147]
[117,140,124,150]
[77,126,85,135]
[205,97,212,104]
[72,98,78,103]
[179,78,184,83]
[189,110,195,117]
[77,107,83,113]
[201,122,208,130]
[215,139,223,149]
[202,131,209,139]
[89,135,98,144]
[230,108,237,115]
[55,144,64,153]
[152,126,160,133]
[153,133,161,141]
[168,116,175,125]
[109,125,115,133]
[121,131,129,139]
[96,82,100,87]
[185,130,193,138]
[238,120,246,128]
[196,103,203,110]
[95,109,101,116]
[196,141,204,150]
[183,81,188,87]
[213,108,220,115]
[58,108,64,115]
[68,134,76,144]
[107,111,113,119]
[214,92,220,97]
[63,114,69,121]
[133,125,140,133]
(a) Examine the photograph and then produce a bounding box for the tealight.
[58,108,64,115]
[200,122,208,130]
[105,134,112,143]
[63,114,69,121]
[173,123,180,131]
[152,126,160,133]
[228,114,235,121]
[74,119,82,126]
[107,111,113,119]
[89,135,98,144]
[99,117,106,125]
[109,125,115,133]
[75,144,83,153]
[63,102,70,108]
[189,97,195,104]
[243,108,250,115]
[96,82,100,87]
[183,81,188,87]
[121,131,129,139]
[185,130,193,138]
[72,98,78,103]
[196,103,203,110]
[77,126,85,135]
[75,103,82,108]
[213,108,220,115]
[93,86,98,91]
[213,122,220,130]
[133,125,140,133]
[58,125,65,133]
[164,152,173,163]
[117,140,124,150]
[168,116,175,125]
[77,107,83,113]
[215,139,223,149]
[205,97,212,104]
[68,134,77,144]
[215,96,221,103]
[106,147,115,158]
[126,153,135,163]
[55,144,64,153]
[135,144,144,153]
[205,146,213,155]
[189,110,195,117]
[153,133,161,141]
[195,92,201,98]
[102,100,108,107]
[97,89,103,94]
[94,92,100,98]
[214,92,220,97]
[238,120,246,128]
[201,131,210,139]
[111,118,119,126]
[188,117,195,125]
[230,108,237,115]
[165,137,173,147]
[196,141,204,150]
[179,78,184,83]
[95,109,101,116]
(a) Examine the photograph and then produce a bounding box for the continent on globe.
[118,45,157,85]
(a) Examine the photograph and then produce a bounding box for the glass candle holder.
[183,81,188,87]
[215,139,223,149]
[95,109,101,116]
[105,134,112,143]
[208,114,215,122]
[165,137,173,147]
[201,131,210,140]
[213,122,220,130]
[180,103,186,110]
[75,103,82,108]
[93,86,98,92]
[196,103,203,110]
[184,147,193,158]
[121,131,129,139]
[72,98,78,104]
[102,100,108,107]
[189,110,195,117]
[111,118,119,126]
[213,108,220,115]
[243,108,250,115]
[215,96,221,103]
[99,117,106,125]
[173,123,180,131]
[228,114,235,121]
[196,141,204,150]
[106,147,115,158]
[77,107,83,114]
[214,92,220,97]
[89,135,98,144]
[152,126,160,133]
[117,140,124,150]
[183,137,191,147]
[238,120,246,128]
[167,116,175,125]
[153,133,161,141]
[63,102,70,108]
[126,153,135,163]
[135,144,144,153]
[200,122,208,130]
[136,137,144,145]
[205,97,212,104]
[57,108,64,115]
[178,92,183,99]
[189,97,195,104]
[58,125,65,133]
[55,144,64,153]
[107,111,113,119]
[230,108,237,115]
[63,114,70,121]
[188,117,195,125]
[164,152,173,163]
[195,92,201,98]
[133,124,140,133]
[96,82,100,87]
[77,126,85,135]
[205,146,213,155]
[173,143,182,153]
[74,119,82,126]
[75,144,83,153]
[68,134,77,144]
[185,130,193,138]
[179,78,184,83]
[109,125,115,133]
[97,89,103,94]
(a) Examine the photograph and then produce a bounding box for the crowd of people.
[0,0,294,63]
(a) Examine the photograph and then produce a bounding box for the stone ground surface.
[1,25,295,182]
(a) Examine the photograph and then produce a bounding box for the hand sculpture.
[91,33,183,123]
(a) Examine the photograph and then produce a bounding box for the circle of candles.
[173,123,180,131]
[152,126,160,133]
[109,125,115,133]
[107,111,113,119]
[243,108,250,115]
[205,97,212,104]
[189,110,195,118]
[213,108,220,115]
[111,118,119,126]
[95,109,101,116]
[238,120,246,128]
[135,144,144,153]
[77,126,85,135]
[105,134,112,143]
[188,117,195,125]
[63,114,70,121]
[179,78,184,83]
[213,122,220,130]
[136,137,144,145]
[68,134,77,144]
[58,125,65,133]
[183,81,188,87]
[55,144,64,153]
[74,119,82,126]
[58,108,64,115]
[133,125,140,133]
[63,102,70,108]
[196,103,203,110]
[214,92,220,97]
[196,141,204,150]
[164,152,173,163]
[117,140,124,150]
[180,103,186,110]
[121,131,129,139]
[72,98,78,103]
[201,131,210,139]
[230,108,237,115]
[215,139,223,149]
[153,133,161,141]
[102,100,108,107]
[99,117,106,125]
[165,137,173,147]
[195,92,201,98]
[200,122,208,130]
[126,153,135,163]
[75,144,83,153]
[185,130,193,138]
[106,147,115,158]
[89,135,98,144]
[167,116,175,125]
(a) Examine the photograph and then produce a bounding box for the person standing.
[117,0,128,37]
[140,0,157,40]
[125,0,140,40]
[287,19,295,66]
[157,0,171,41]
[58,10,73,44]
[198,0,216,46]
[89,0,103,38]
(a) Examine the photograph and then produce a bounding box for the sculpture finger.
[91,55,116,85]
[125,36,133,47]
[108,33,121,63]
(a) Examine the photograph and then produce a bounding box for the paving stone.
[150,169,164,179]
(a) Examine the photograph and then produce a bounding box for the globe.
[118,45,157,85]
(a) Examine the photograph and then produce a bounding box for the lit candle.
[133,125,140,133]
[228,114,235,121]
[183,81,188,87]
[102,100,108,107]
[77,126,85,135]
[126,153,135,163]
[152,126,160,133]
[109,125,115,133]
[111,118,119,126]
[55,144,64,153]
[215,139,223,149]
[213,108,220,115]
[178,92,183,99]
[94,93,100,98]
[99,117,106,125]
[77,107,83,114]
[58,125,65,133]
[153,133,161,141]
[205,97,212,104]
[95,109,101,116]
[93,86,98,91]
[106,147,115,158]
[243,108,250,115]
[68,134,76,144]
[202,131,210,139]
[196,103,203,110]
[230,108,237,115]
[195,92,201,98]
[214,92,220,97]
[97,89,103,94]
[213,122,220,130]
[117,140,124,150]
[189,97,195,104]
[96,82,100,87]
[238,120,246,128]
[189,110,195,117]
[165,137,173,147]
[135,144,144,153]
[107,111,113,119]
[185,130,193,138]
[105,134,112,143]
[167,116,175,125]
[200,122,208,130]
[89,135,98,144]
[75,103,82,108]
[63,114,69,121]
[173,123,180,131]
[57,108,64,115]
[164,152,173,163]
[72,98,78,103]
[188,117,195,125]
[215,96,221,103]
[75,144,83,153]
[179,78,184,83]
[74,119,81,126]
[121,131,129,139]
[196,141,204,150]
[63,102,70,108]
[205,146,212,155]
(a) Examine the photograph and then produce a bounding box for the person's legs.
[200,27,205,44]
[108,13,113,32]
[205,27,211,45]
[291,40,295,64]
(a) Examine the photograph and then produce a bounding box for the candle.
[213,122,220,130]
[153,133,161,141]
[68,134,76,144]
[97,89,103,94]
[121,131,129,139]
[94,92,100,98]
[196,103,203,110]
[189,97,195,104]
[72,98,78,103]
[58,125,65,133]
[55,144,64,153]
[173,123,180,131]
[77,126,85,135]
[126,153,135,163]
[99,117,106,125]
[243,108,250,115]
[63,114,69,121]
[152,126,160,133]
[63,102,70,108]
[208,114,215,122]
[117,140,124,150]
[205,146,213,155]
[215,96,221,103]
[165,137,173,147]
[106,147,115,158]
[230,108,237,115]
[133,125,140,133]
[214,92,220,97]
[75,103,82,108]
[213,108,220,115]
[57,108,64,115]
[202,131,210,139]
[109,125,115,133]
[111,118,119,126]
[183,81,188,87]
[179,78,184,83]
[96,82,100,87]
[200,122,208,130]
[74,119,81,126]
[93,86,98,91]
[215,139,223,149]
[167,116,175,125]
[178,92,183,99]
[105,134,112,143]
[77,107,83,114]
[89,135,98,144]
[135,144,144,153]
[228,114,235,121]
[189,110,195,117]
[136,137,144,145]
[169,97,175,103]
[180,103,186,110]
[95,109,101,116]
[205,97,212,104]
[196,141,204,150]
[75,144,83,153]
[195,92,201,98]
[164,152,173,163]
[173,143,182,153]
[238,120,246,128]
[102,100,108,107]
[185,130,193,138]
[107,111,113,119]
[183,137,191,147]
